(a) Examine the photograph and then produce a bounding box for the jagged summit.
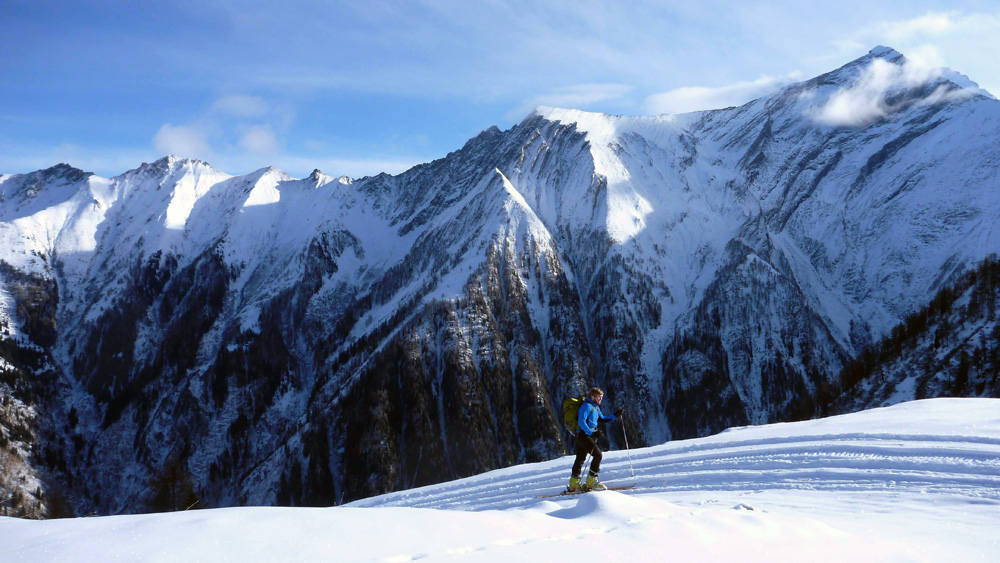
[43,162,90,177]
[251,165,292,181]
[0,163,92,217]
[149,154,203,170]
[858,45,990,98]
[124,155,222,181]
[826,45,991,99]
[868,45,904,60]
[17,163,91,185]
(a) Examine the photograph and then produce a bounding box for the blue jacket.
[578,397,615,436]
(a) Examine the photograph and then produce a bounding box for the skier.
[568,387,623,492]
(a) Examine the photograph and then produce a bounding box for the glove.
[591,429,603,440]
[614,407,624,417]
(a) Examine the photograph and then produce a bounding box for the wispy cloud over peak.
[154,124,213,160]
[807,50,978,127]
[833,10,1000,98]
[239,125,280,156]
[645,74,802,115]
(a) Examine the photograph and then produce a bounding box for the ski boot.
[586,471,607,491]
[568,474,584,492]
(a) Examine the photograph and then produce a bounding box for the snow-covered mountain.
[2,398,999,560]
[1,46,999,516]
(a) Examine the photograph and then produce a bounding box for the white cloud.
[878,12,956,43]
[901,44,946,69]
[210,95,271,119]
[138,91,433,179]
[809,60,903,127]
[841,10,1000,98]
[645,74,801,115]
[151,94,292,167]
[153,124,213,159]
[808,56,972,127]
[239,125,280,155]
[303,139,328,152]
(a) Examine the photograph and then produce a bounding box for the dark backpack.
[562,396,585,432]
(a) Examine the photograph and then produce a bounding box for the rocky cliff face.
[1,47,999,515]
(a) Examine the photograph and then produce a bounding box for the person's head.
[588,387,604,404]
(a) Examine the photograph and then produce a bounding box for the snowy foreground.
[3,398,999,562]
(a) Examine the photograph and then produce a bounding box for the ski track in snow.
[354,433,1000,512]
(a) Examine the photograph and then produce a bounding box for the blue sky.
[2,0,998,178]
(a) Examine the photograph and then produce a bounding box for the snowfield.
[2,398,999,561]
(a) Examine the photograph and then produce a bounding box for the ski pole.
[621,415,635,479]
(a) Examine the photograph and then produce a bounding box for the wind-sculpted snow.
[2,399,997,561]
[1,46,999,516]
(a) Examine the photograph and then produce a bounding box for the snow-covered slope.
[833,255,1000,412]
[1,46,999,515]
[2,399,998,561]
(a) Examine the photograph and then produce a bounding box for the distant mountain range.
[1,46,998,517]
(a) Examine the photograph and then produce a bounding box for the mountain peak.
[530,106,621,134]
[155,155,180,166]
[250,165,292,182]
[130,155,218,180]
[868,45,904,61]
[0,163,90,205]
[151,155,193,171]
[813,46,907,87]
[38,163,91,184]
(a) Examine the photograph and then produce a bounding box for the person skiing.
[568,387,623,492]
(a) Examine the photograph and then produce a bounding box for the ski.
[536,484,637,498]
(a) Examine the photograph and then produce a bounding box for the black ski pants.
[572,430,602,476]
